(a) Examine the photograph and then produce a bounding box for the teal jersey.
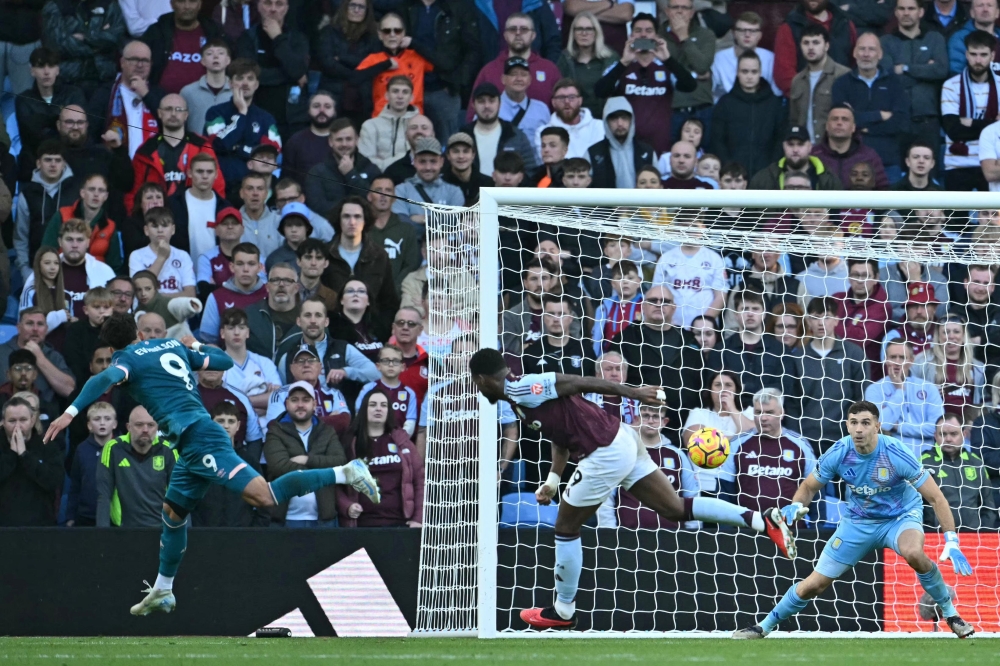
[814,434,930,523]
[110,339,219,441]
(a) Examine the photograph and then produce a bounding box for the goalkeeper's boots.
[732,624,769,639]
[946,615,975,639]
[764,507,797,559]
[130,582,176,616]
[520,606,577,630]
[343,458,381,503]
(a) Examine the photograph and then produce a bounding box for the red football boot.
[519,606,577,630]
[764,507,797,559]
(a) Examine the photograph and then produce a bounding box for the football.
[686,427,730,469]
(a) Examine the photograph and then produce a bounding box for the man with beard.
[883,282,939,359]
[246,263,301,358]
[442,133,494,206]
[460,84,537,177]
[282,92,337,184]
[127,94,226,211]
[304,119,381,216]
[50,106,133,210]
[789,25,852,143]
[264,346,351,428]
[947,0,1000,74]
[750,125,842,190]
[948,264,1000,373]
[588,97,655,189]
[142,0,226,94]
[383,114,436,185]
[536,79,603,159]
[180,38,232,136]
[773,0,857,96]
[941,30,1000,191]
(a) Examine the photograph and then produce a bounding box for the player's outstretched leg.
[733,571,832,638]
[897,530,975,638]
[269,459,381,504]
[626,472,797,558]
[130,506,185,616]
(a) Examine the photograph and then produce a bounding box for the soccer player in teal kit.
[44,313,381,616]
[733,400,975,639]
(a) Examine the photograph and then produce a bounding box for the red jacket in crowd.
[125,133,226,211]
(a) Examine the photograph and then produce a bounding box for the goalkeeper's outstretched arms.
[43,366,128,443]
[918,474,974,576]
[552,373,665,406]
[778,472,824,526]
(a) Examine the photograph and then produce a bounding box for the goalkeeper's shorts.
[562,424,658,507]
[815,509,923,578]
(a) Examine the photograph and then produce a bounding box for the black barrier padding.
[498,527,882,632]
[0,528,420,636]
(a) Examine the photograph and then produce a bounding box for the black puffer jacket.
[41,0,128,88]
[316,23,381,119]
[401,0,480,102]
[710,83,787,178]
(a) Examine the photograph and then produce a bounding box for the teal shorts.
[815,509,924,578]
[165,417,260,513]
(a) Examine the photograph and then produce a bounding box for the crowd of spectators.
[0,0,997,533]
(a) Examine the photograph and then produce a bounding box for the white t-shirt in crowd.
[286,425,319,521]
[941,73,994,169]
[653,245,728,327]
[186,190,218,262]
[475,123,502,176]
[129,245,196,294]
[711,46,781,102]
[978,119,1000,191]
[119,84,146,159]
[224,351,282,398]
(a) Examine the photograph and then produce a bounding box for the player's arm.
[43,366,128,444]
[180,336,235,372]
[536,443,571,505]
[918,474,974,575]
[552,373,664,406]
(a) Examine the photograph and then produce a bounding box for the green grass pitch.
[1,637,998,665]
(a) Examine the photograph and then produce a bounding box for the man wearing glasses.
[127,93,225,211]
[392,307,429,406]
[711,12,782,102]
[535,79,603,159]
[467,13,562,122]
[245,263,301,358]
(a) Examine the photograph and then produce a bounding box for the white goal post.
[415,188,1000,638]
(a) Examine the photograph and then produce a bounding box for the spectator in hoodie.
[594,13,697,155]
[264,202,312,272]
[273,178,334,242]
[812,104,890,189]
[66,401,118,527]
[0,308,76,404]
[832,258,892,365]
[773,0,857,97]
[922,412,998,529]
[557,12,621,119]
[367,176,421,291]
[711,50,786,179]
[392,137,464,225]
[706,289,789,398]
[180,38,233,135]
[40,1,127,97]
[865,340,945,457]
[282,92,338,186]
[536,78,603,160]
[127,206,197,299]
[40,172,124,274]
[205,58,282,187]
[359,75,418,171]
[238,171,281,260]
[443,132,494,206]
[382,114,435,184]
[832,33,909,183]
[13,140,77,281]
[947,0,1000,75]
[591,259,642,356]
[712,12,781,103]
[200,241,268,343]
[357,12,433,117]
[15,47,85,178]
[468,11,561,122]
[141,0,226,94]
[0,0,45,96]
[941,29,1000,192]
[235,0,310,134]
[880,0,950,170]
[304,118,382,217]
[220,307,281,419]
[461,83,537,177]
[588,96,654,189]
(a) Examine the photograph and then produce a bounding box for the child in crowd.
[266,204,313,272]
[697,154,721,188]
[584,234,634,301]
[133,270,202,339]
[66,402,118,527]
[561,157,592,189]
[657,118,705,179]
[62,287,114,387]
[128,207,197,299]
[219,308,281,424]
[196,207,247,300]
[356,345,419,436]
[592,260,644,356]
[20,246,69,347]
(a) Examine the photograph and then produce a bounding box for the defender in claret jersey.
[44,313,381,617]
[733,400,976,639]
[469,348,796,630]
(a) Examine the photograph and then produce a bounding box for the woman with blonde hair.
[911,315,986,423]
[557,12,620,118]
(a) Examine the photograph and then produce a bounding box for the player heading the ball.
[734,400,976,639]
[469,348,796,630]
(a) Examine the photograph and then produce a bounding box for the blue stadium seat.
[499,492,559,528]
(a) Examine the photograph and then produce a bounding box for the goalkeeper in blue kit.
[44,313,381,616]
[734,400,975,639]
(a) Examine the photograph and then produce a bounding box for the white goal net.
[415,189,1000,637]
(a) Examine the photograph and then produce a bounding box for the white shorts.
[561,424,659,507]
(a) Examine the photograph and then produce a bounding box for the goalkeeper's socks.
[917,564,958,618]
[553,532,583,619]
[689,497,762,530]
[269,468,340,504]
[158,509,188,581]
[760,585,809,633]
